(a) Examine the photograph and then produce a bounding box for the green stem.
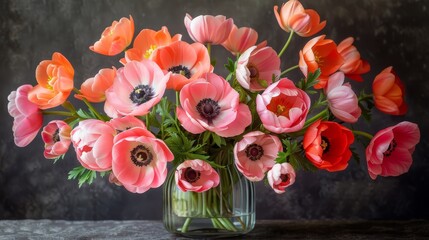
[353,130,374,140]
[42,110,74,117]
[181,217,192,233]
[280,65,299,77]
[207,43,212,58]
[73,88,106,121]
[304,108,329,128]
[175,91,179,123]
[278,31,294,58]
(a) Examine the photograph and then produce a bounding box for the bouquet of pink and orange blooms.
[7,0,420,235]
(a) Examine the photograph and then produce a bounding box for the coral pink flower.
[337,37,370,82]
[175,160,220,192]
[75,68,116,102]
[108,172,151,194]
[112,127,173,194]
[274,0,326,37]
[151,41,211,91]
[234,131,282,181]
[177,73,252,137]
[28,52,74,109]
[41,120,71,159]
[222,25,266,55]
[326,72,361,123]
[366,121,420,180]
[256,78,311,133]
[70,119,116,171]
[299,35,344,89]
[108,115,146,133]
[303,120,354,172]
[236,46,281,91]
[104,60,169,117]
[121,26,182,64]
[267,163,296,194]
[373,67,408,115]
[7,85,43,147]
[90,16,134,56]
[184,14,234,44]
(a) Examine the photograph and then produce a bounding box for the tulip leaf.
[68,166,108,188]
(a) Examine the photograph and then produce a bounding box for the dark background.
[1,0,428,220]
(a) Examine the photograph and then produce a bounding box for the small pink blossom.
[366,121,420,180]
[236,46,281,91]
[75,68,116,102]
[7,85,43,147]
[222,25,266,55]
[175,160,220,192]
[256,78,311,133]
[326,72,361,123]
[108,115,147,132]
[70,119,116,171]
[267,163,296,194]
[41,120,72,159]
[104,60,169,117]
[234,131,283,181]
[177,73,251,137]
[184,14,234,44]
[112,127,173,194]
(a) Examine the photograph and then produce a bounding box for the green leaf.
[62,101,76,113]
[76,108,97,120]
[68,166,106,188]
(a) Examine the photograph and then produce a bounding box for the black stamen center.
[248,65,259,79]
[168,65,191,79]
[52,129,60,142]
[245,144,264,161]
[383,139,397,157]
[130,85,154,105]
[196,98,221,124]
[321,136,330,153]
[280,174,289,183]
[184,167,201,183]
[130,145,153,167]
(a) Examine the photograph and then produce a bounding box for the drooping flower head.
[177,73,252,137]
[112,127,174,194]
[222,25,266,56]
[41,120,72,159]
[151,41,211,91]
[234,131,283,181]
[184,14,234,44]
[326,72,361,123]
[337,37,370,82]
[274,0,326,37]
[256,78,311,133]
[175,160,220,192]
[299,35,344,89]
[70,119,116,171]
[366,121,420,180]
[303,120,354,172]
[7,84,43,147]
[121,26,182,64]
[75,67,116,103]
[104,60,169,117]
[372,66,408,115]
[236,46,281,91]
[28,52,74,109]
[267,163,296,194]
[90,16,134,56]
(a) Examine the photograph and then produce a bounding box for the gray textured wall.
[1,0,428,220]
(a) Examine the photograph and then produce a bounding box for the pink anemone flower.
[7,84,43,147]
[222,25,266,56]
[234,131,283,181]
[184,14,234,45]
[175,160,220,192]
[236,46,281,91]
[104,60,169,117]
[256,78,311,133]
[267,163,296,194]
[41,120,72,159]
[366,121,420,180]
[108,115,146,133]
[177,73,252,137]
[112,127,174,194]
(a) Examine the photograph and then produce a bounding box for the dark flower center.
[130,145,153,167]
[248,65,259,79]
[196,98,221,124]
[245,143,264,161]
[168,65,191,79]
[321,136,330,154]
[184,167,201,183]
[52,129,60,142]
[130,84,154,105]
[383,139,397,157]
[280,174,289,183]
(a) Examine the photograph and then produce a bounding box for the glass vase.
[163,152,256,238]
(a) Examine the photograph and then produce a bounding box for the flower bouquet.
[7,0,421,237]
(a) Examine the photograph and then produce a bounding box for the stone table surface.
[0,220,428,239]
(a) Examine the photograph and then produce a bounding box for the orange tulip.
[373,67,407,115]
[90,16,134,56]
[75,68,116,102]
[121,26,182,64]
[28,52,74,109]
[274,0,326,37]
[337,37,370,82]
[299,35,344,89]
